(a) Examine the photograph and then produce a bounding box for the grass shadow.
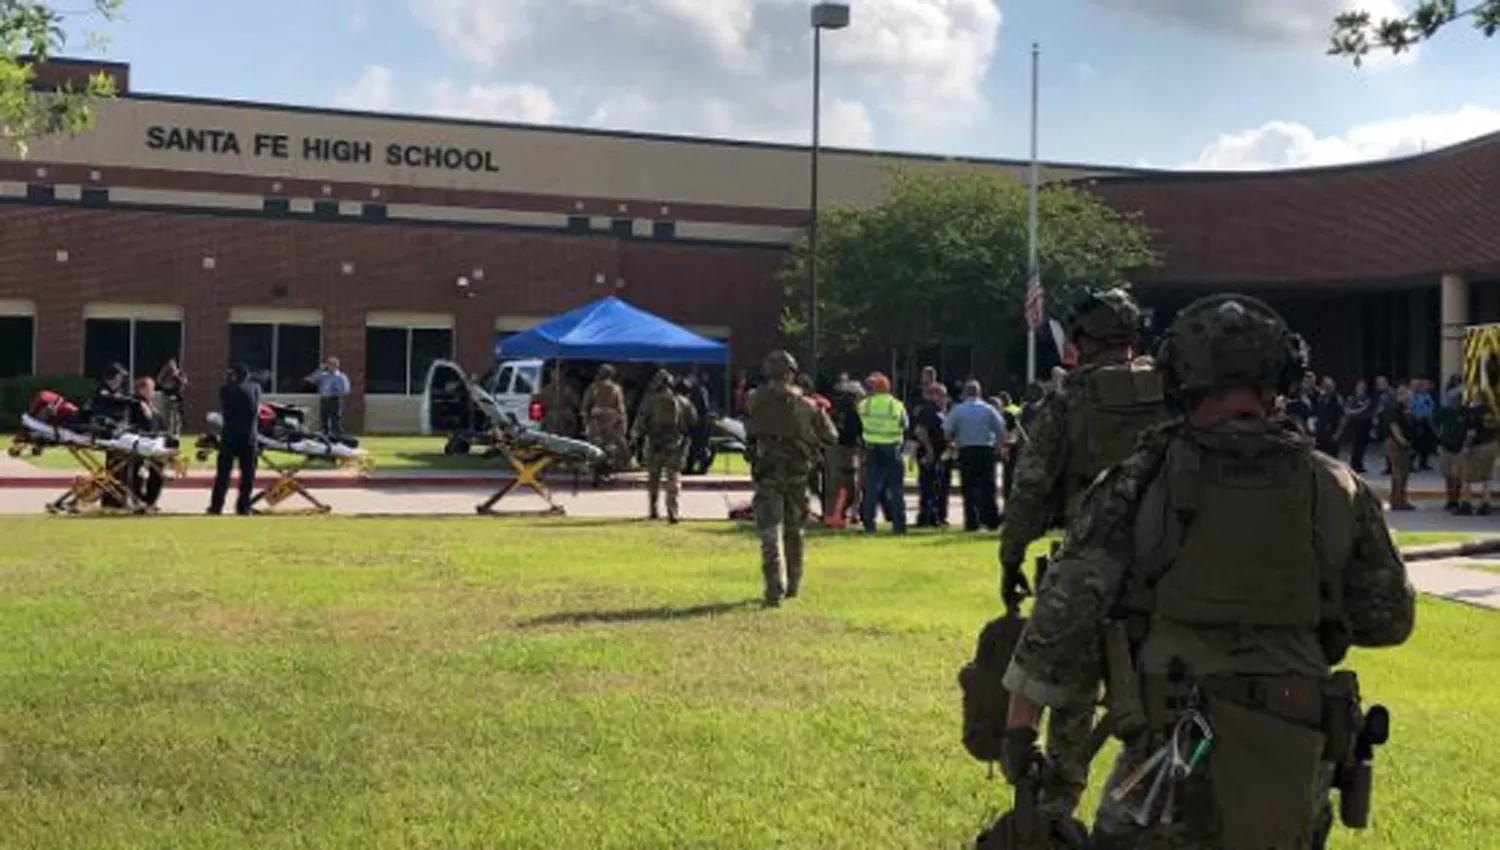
[517,599,760,628]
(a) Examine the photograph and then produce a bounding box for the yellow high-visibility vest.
[858,393,906,446]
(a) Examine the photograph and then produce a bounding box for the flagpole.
[1025,41,1041,386]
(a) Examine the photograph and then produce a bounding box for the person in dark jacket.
[208,363,262,516]
[681,374,714,475]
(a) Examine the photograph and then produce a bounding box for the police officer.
[631,369,696,523]
[746,351,837,608]
[997,287,1173,824]
[999,294,1416,849]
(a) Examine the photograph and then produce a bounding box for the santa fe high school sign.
[145,125,501,173]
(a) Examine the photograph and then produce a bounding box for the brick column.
[1441,272,1467,385]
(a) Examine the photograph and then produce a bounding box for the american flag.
[1025,276,1044,330]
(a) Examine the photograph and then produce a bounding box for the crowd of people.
[1281,371,1499,514]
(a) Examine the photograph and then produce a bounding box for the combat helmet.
[1156,294,1305,403]
[650,369,675,391]
[1066,287,1140,345]
[763,350,798,382]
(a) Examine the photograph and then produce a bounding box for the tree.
[1,0,124,156]
[779,168,1157,384]
[1329,1,1500,65]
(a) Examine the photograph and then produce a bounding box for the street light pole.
[809,2,849,382]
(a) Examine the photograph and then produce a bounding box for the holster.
[1143,674,1332,850]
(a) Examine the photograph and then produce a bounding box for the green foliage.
[779,168,1156,366]
[1330,1,1500,65]
[0,0,123,157]
[0,374,94,429]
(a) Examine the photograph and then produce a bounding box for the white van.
[421,358,546,454]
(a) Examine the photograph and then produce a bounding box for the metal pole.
[1025,41,1041,385]
[809,26,823,382]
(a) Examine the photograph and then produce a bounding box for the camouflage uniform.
[747,351,837,607]
[582,365,630,474]
[997,288,1173,820]
[1000,295,1416,849]
[631,371,697,522]
[541,374,581,437]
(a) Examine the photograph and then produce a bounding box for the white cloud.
[334,65,394,112]
[405,0,1002,146]
[1186,104,1500,170]
[1084,0,1409,51]
[426,80,559,124]
[1074,62,1098,80]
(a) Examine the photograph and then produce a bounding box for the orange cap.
[867,372,891,394]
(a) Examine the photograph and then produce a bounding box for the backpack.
[957,613,1027,763]
[1063,359,1171,513]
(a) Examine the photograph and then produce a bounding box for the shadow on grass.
[517,599,760,628]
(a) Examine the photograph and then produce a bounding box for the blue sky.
[86,0,1500,170]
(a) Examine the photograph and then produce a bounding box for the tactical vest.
[859,394,905,445]
[1127,426,1347,670]
[646,392,685,445]
[750,385,803,440]
[1063,360,1170,516]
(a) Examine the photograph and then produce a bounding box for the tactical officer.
[631,370,696,523]
[582,364,629,480]
[1000,295,1416,849]
[746,351,837,608]
[997,287,1173,823]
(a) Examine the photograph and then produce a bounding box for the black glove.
[1000,726,1042,785]
[1001,560,1032,612]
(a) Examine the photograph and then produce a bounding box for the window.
[230,321,322,393]
[364,325,454,395]
[314,200,339,219]
[83,316,182,382]
[263,198,290,216]
[362,203,387,221]
[566,215,590,233]
[26,185,54,202]
[512,364,539,396]
[0,315,34,378]
[610,218,633,236]
[652,221,677,240]
[81,187,109,207]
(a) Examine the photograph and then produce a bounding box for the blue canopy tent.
[494,296,729,365]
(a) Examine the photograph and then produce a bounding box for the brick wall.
[0,205,790,429]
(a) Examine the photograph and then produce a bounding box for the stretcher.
[9,407,185,516]
[421,359,604,517]
[194,406,372,515]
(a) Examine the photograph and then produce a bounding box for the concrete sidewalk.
[0,451,1466,503]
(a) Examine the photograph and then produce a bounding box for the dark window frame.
[83,315,183,382]
[228,320,323,394]
[0,314,36,379]
[364,324,454,395]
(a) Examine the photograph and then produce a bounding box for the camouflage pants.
[1041,698,1096,819]
[586,409,629,471]
[645,442,685,519]
[754,473,809,601]
[1089,737,1335,850]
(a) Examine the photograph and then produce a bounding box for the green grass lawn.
[0,520,1489,849]
[12,434,757,476]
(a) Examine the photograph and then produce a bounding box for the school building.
[1,59,1494,431]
